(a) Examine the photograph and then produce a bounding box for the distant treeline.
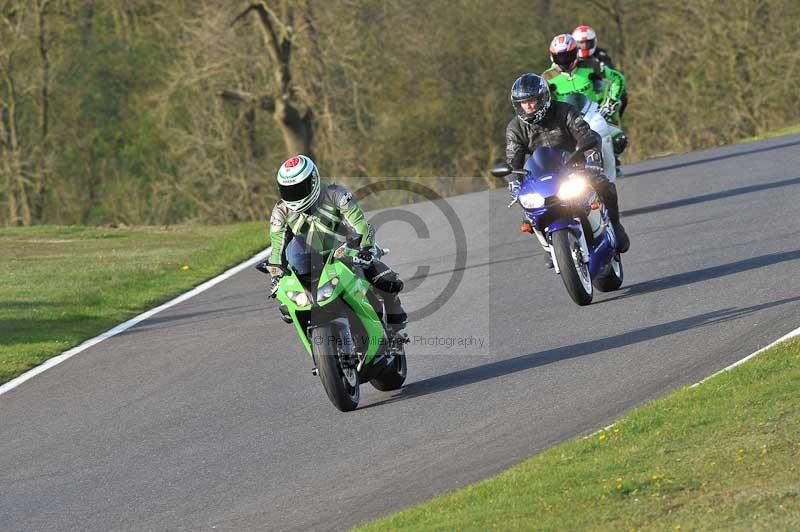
[2,0,798,226]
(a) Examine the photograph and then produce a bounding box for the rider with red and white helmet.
[572,25,628,118]
[572,25,615,70]
[266,155,407,331]
[548,33,580,74]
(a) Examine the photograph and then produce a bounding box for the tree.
[224,1,315,158]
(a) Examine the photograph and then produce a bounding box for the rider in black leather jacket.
[505,73,630,254]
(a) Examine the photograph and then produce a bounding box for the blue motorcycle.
[492,146,623,305]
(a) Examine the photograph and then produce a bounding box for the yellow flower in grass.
[599,433,607,441]
[182,264,190,271]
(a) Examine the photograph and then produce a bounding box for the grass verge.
[355,337,800,531]
[0,223,266,385]
[744,123,800,142]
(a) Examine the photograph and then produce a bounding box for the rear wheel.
[311,326,359,412]
[552,229,593,305]
[370,344,407,391]
[594,252,624,292]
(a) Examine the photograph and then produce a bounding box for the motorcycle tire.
[312,325,360,412]
[552,229,593,306]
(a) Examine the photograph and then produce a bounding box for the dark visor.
[554,49,577,66]
[577,38,596,50]
[279,178,314,202]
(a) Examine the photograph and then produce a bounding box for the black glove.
[584,149,604,174]
[599,100,619,120]
[352,247,375,266]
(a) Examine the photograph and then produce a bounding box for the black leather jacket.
[505,101,601,173]
[594,47,615,70]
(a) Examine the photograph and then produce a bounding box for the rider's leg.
[619,90,629,118]
[364,260,407,330]
[589,174,630,253]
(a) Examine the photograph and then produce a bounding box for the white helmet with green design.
[276,155,320,212]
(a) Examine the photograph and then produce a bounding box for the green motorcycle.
[258,235,408,412]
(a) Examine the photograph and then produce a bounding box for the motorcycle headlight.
[317,278,338,301]
[286,290,310,307]
[519,192,545,209]
[558,177,588,199]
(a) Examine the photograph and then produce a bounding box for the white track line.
[690,324,800,388]
[585,324,800,438]
[0,247,271,397]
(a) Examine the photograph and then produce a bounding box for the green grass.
[0,223,266,384]
[744,123,800,142]
[356,338,800,531]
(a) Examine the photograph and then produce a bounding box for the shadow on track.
[405,252,538,284]
[118,304,262,335]
[360,295,800,410]
[605,249,800,301]
[623,138,800,178]
[622,177,800,218]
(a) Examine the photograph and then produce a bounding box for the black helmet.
[510,73,552,125]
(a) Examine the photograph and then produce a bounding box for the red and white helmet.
[572,25,597,59]
[276,155,321,213]
[549,34,579,73]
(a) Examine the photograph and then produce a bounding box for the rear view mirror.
[256,261,286,276]
[490,162,513,178]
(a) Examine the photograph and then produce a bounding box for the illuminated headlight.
[519,192,545,209]
[558,177,588,199]
[287,290,310,307]
[317,278,338,301]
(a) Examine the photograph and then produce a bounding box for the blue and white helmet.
[511,73,552,125]
[276,155,321,213]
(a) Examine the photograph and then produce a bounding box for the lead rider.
[266,155,407,334]
[505,73,630,257]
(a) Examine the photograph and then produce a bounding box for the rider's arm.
[331,185,375,248]
[601,66,625,105]
[268,204,289,265]
[505,118,527,175]
[595,48,615,70]
[564,107,602,153]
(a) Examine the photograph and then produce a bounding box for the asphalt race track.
[3,134,800,531]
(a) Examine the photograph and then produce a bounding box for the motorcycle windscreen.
[285,235,325,280]
[524,147,569,177]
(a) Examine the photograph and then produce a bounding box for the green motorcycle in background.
[258,235,408,412]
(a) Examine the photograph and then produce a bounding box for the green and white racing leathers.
[269,183,407,326]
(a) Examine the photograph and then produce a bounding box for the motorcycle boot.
[383,292,408,335]
[364,261,408,337]
[605,188,630,253]
[590,176,630,253]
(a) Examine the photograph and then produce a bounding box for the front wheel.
[311,326,359,412]
[552,229,593,306]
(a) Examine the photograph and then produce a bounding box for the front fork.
[309,318,358,374]
[539,221,589,275]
